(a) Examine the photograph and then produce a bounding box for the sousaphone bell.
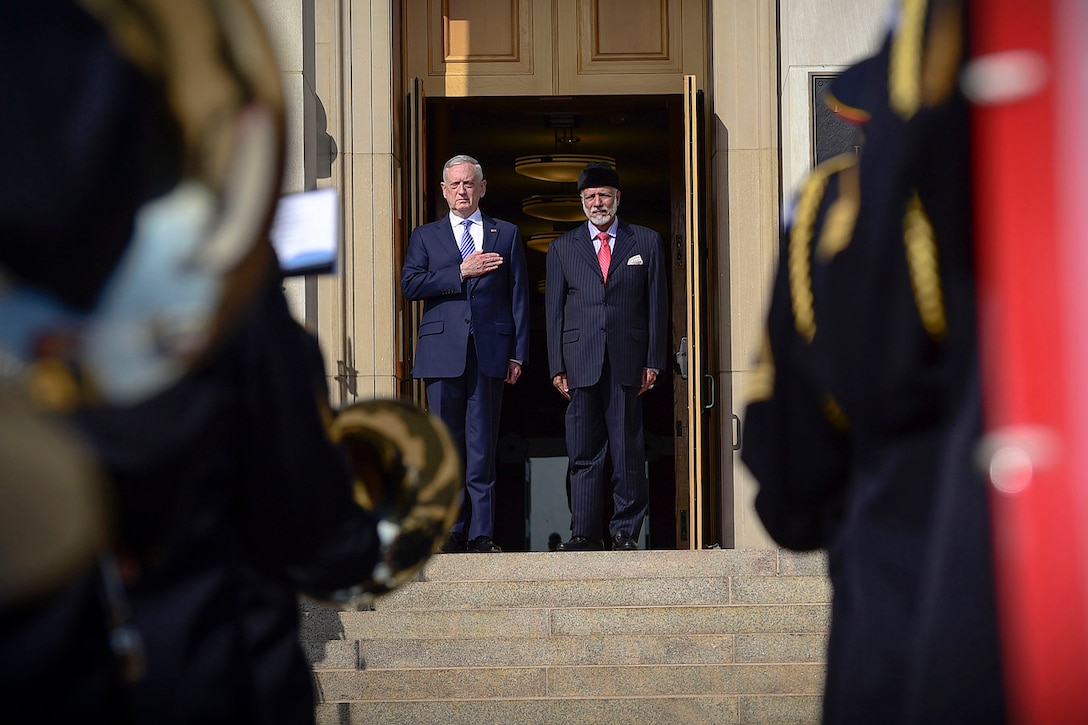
[303,398,462,606]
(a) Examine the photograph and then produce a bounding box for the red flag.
[969,0,1088,720]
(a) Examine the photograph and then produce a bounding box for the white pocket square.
[627,254,644,266]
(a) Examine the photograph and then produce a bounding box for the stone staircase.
[302,548,830,725]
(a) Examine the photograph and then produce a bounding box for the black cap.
[576,162,619,193]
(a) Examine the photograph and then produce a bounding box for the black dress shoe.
[556,536,604,552]
[466,536,502,553]
[611,533,639,551]
[439,531,466,553]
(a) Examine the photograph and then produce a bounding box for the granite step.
[313,662,824,702]
[307,631,825,671]
[304,549,830,725]
[303,602,829,645]
[315,694,823,725]
[347,573,830,611]
[396,548,826,583]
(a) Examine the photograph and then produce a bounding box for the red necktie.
[597,232,611,282]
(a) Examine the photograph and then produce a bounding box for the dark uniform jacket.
[741,2,1006,722]
[72,274,382,725]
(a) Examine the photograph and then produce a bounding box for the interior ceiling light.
[515,120,615,183]
[525,231,562,253]
[522,195,585,222]
[514,154,616,183]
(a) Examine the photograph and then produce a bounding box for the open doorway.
[421,95,690,551]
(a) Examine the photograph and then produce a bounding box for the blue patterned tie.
[459,218,475,259]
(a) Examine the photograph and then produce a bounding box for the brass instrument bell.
[303,399,462,606]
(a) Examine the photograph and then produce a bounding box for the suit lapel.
[580,220,632,282]
[433,218,472,295]
[573,224,603,279]
[610,221,636,274]
[465,215,499,295]
[436,218,462,265]
[481,214,498,253]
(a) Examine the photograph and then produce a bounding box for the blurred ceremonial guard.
[0,2,458,723]
[741,0,1006,722]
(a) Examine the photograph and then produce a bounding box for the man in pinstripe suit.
[545,163,668,551]
[402,154,530,554]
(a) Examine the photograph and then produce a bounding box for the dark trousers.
[565,356,647,540]
[425,338,504,541]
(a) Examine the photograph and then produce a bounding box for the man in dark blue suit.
[545,163,668,551]
[402,154,530,553]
